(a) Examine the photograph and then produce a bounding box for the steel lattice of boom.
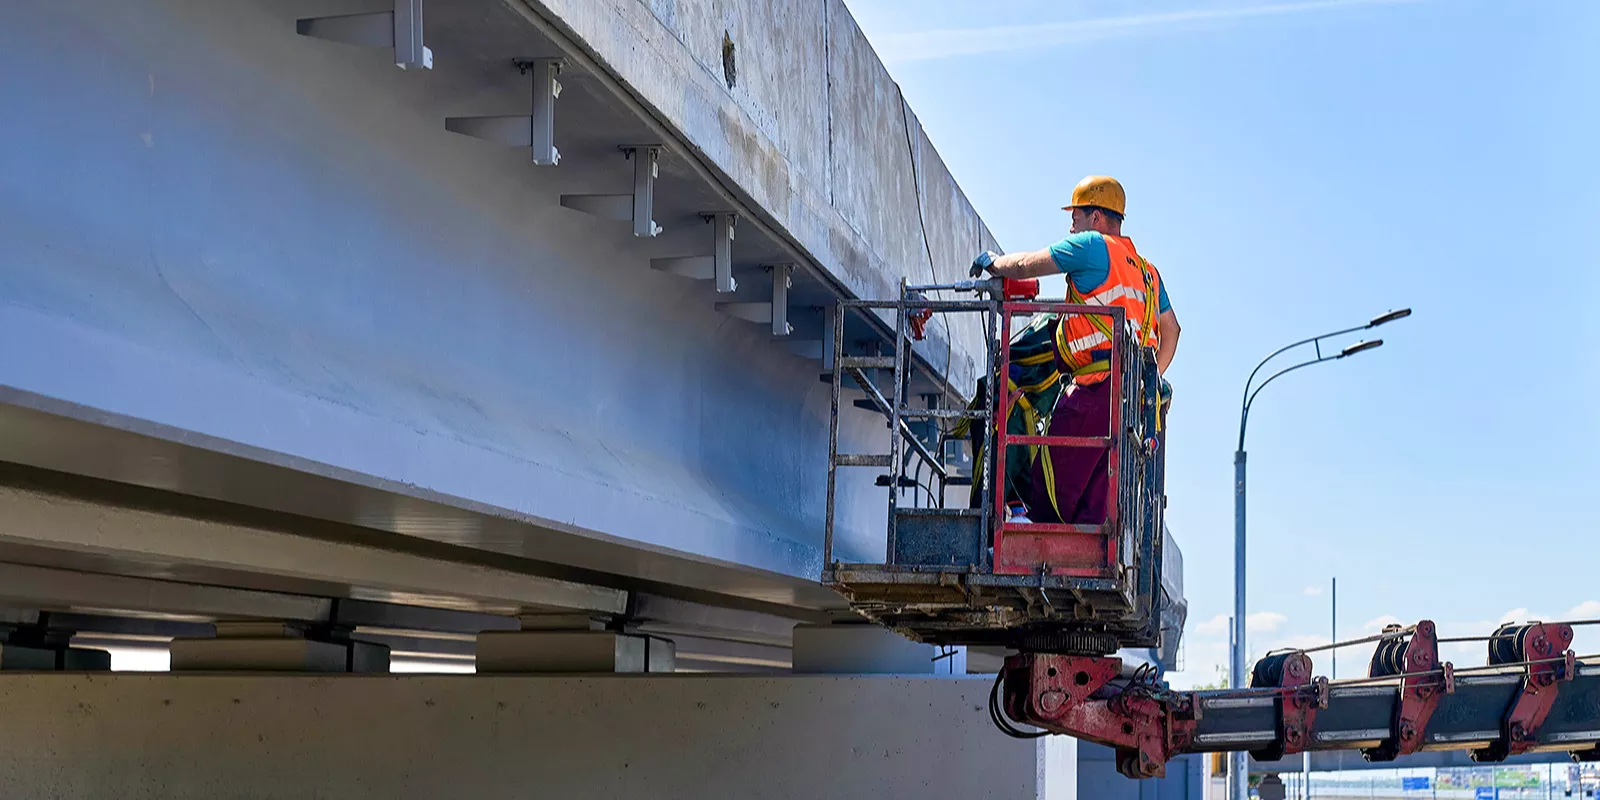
[998,619,1600,779]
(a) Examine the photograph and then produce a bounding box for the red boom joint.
[1475,622,1576,761]
[1364,620,1453,762]
[1001,653,1196,779]
[1250,651,1328,761]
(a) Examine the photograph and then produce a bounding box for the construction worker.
[970,175,1180,524]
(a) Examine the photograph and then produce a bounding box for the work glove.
[969,250,996,279]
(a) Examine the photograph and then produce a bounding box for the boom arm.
[998,620,1600,779]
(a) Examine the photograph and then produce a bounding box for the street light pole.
[1229,309,1410,800]
[1331,577,1337,680]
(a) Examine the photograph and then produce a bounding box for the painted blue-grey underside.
[0,0,1004,607]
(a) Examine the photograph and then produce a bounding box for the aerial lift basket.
[822,279,1168,655]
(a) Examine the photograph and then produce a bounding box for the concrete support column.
[474,613,675,673]
[0,673,1071,799]
[170,622,390,673]
[788,626,1084,798]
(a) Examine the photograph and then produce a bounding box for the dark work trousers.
[1027,378,1112,524]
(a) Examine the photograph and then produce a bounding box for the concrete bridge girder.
[0,0,1012,619]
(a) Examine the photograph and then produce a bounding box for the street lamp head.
[1368,308,1412,327]
[1339,339,1383,358]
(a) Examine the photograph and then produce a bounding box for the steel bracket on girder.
[648,212,736,286]
[711,264,792,335]
[296,0,433,70]
[443,58,564,165]
[768,264,793,336]
[709,213,737,292]
[626,146,663,238]
[778,306,837,363]
[648,256,714,279]
[714,302,774,325]
[559,146,662,237]
[714,263,791,334]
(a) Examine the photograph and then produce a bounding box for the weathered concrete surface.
[513,0,1001,384]
[0,673,1073,799]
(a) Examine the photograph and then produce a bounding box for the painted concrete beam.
[0,0,949,606]
[0,482,625,616]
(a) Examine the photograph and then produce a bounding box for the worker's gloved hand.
[969,251,996,279]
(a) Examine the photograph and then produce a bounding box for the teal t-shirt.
[1047,232,1171,313]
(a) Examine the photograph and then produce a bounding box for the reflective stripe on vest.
[1086,284,1147,306]
[1053,235,1160,386]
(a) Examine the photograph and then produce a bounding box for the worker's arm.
[1155,308,1180,375]
[974,249,1060,280]
[971,232,1112,285]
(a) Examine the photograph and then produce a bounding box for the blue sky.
[844,0,1600,686]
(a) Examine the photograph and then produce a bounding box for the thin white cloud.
[1499,607,1542,624]
[872,0,1423,64]
[1195,613,1230,637]
[1262,633,1331,654]
[1164,640,1231,689]
[1248,611,1289,634]
[1438,619,1495,636]
[1362,614,1404,633]
[1568,604,1600,656]
[1304,585,1324,596]
[1192,611,1287,639]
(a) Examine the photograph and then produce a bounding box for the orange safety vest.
[1053,235,1160,385]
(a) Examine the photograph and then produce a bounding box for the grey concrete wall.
[516,0,1000,384]
[0,0,908,603]
[0,673,1067,799]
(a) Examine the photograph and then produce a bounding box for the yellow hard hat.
[1063,175,1126,216]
